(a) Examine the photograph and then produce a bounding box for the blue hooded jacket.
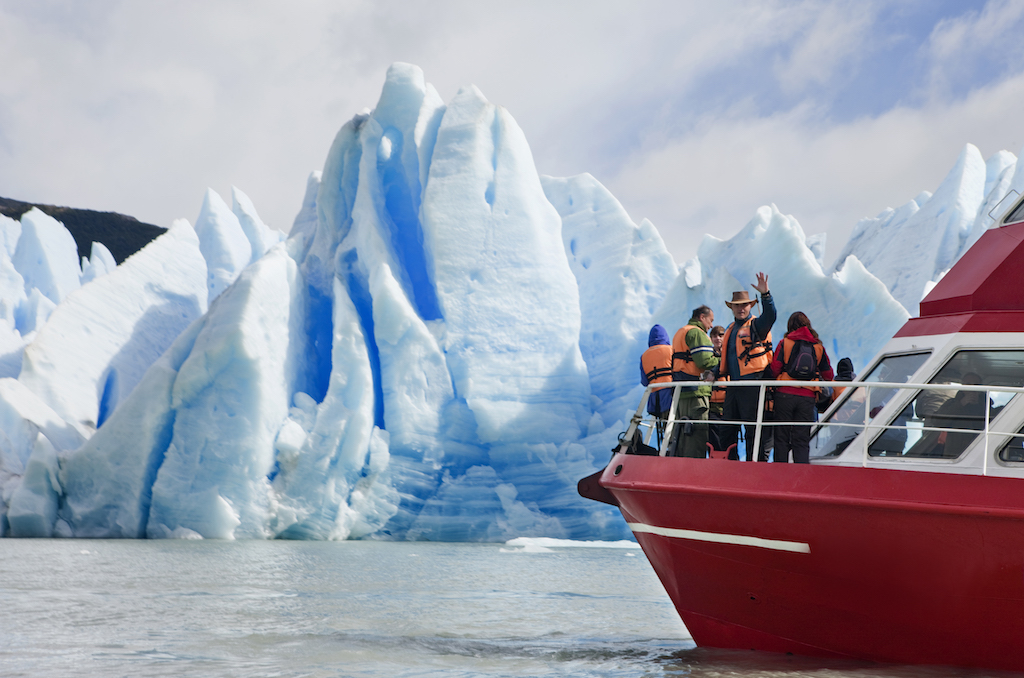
[640,324,674,416]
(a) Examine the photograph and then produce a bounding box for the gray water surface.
[0,539,1013,677]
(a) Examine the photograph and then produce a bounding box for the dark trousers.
[708,407,723,453]
[720,384,770,461]
[773,391,815,463]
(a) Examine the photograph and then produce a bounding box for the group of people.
[640,272,838,464]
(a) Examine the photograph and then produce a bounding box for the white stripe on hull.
[627,522,811,553]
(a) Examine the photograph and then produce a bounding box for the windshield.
[810,352,931,458]
[868,349,1024,459]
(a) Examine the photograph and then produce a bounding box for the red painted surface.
[918,221,1024,318]
[600,453,1024,671]
[894,310,1024,337]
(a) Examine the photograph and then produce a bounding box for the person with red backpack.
[768,311,834,463]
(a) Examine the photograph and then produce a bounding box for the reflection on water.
[1,539,1015,677]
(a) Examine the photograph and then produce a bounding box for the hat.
[725,291,757,307]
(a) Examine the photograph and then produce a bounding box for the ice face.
[18,220,208,436]
[80,241,117,285]
[1,62,1019,541]
[830,143,991,316]
[194,188,253,302]
[542,173,678,423]
[146,245,306,539]
[421,84,592,444]
[232,186,284,263]
[13,208,81,306]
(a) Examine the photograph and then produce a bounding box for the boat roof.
[896,193,1024,338]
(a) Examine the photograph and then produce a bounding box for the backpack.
[784,340,819,381]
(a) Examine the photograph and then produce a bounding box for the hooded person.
[640,324,674,420]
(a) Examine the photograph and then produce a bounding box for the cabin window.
[810,351,931,458]
[865,349,1024,459]
[1003,197,1024,225]
[997,425,1024,463]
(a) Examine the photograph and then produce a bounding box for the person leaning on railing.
[640,324,674,447]
[717,273,776,461]
[768,312,834,463]
[669,305,719,458]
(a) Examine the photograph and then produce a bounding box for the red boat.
[580,192,1024,671]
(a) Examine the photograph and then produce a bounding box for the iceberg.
[18,220,208,435]
[0,62,1019,541]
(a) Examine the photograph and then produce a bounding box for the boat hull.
[601,453,1024,670]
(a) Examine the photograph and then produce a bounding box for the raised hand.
[751,272,769,295]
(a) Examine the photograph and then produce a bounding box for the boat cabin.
[811,190,1024,475]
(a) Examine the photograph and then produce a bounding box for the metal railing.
[626,379,1024,474]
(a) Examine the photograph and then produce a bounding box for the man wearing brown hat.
[718,272,776,461]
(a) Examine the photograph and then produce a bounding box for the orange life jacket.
[671,324,705,380]
[776,337,824,389]
[711,374,728,404]
[641,344,673,384]
[722,319,773,376]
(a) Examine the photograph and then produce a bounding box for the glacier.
[1,62,1022,540]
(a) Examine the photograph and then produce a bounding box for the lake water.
[0,538,1010,677]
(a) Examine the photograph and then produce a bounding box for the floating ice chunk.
[6,433,61,537]
[13,208,81,305]
[194,188,252,302]
[147,246,305,539]
[18,220,208,434]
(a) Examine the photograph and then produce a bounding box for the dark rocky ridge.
[0,196,166,265]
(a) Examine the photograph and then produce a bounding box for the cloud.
[0,0,1022,271]
[607,69,1024,268]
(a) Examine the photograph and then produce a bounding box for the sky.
[3,0,1024,269]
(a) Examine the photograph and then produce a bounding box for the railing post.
[660,385,682,457]
[983,388,991,476]
[862,384,870,467]
[752,383,766,462]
